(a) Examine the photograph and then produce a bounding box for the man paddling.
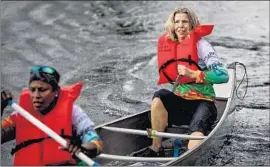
[1,65,103,166]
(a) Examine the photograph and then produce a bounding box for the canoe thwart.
[101,126,206,140]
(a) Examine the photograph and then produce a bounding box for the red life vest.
[13,82,83,166]
[157,25,214,85]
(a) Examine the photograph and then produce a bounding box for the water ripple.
[209,36,269,50]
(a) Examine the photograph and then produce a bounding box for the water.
[1,1,269,166]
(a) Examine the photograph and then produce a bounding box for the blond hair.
[165,7,200,41]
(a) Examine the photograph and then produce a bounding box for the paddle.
[7,100,100,166]
[172,74,181,92]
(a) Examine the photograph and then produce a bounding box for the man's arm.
[1,113,17,144]
[1,90,13,116]
[1,126,16,144]
[71,105,103,156]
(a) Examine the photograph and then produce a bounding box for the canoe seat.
[166,123,214,136]
[165,124,189,134]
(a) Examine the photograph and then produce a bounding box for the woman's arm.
[199,62,229,84]
[196,39,229,84]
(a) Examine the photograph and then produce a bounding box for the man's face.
[29,80,57,113]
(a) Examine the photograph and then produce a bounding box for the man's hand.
[1,90,13,116]
[59,137,99,158]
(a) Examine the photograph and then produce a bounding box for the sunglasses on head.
[30,65,56,75]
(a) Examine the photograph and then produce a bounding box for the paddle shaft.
[9,101,99,166]
[172,74,181,92]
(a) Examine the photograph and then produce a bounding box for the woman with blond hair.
[133,7,229,157]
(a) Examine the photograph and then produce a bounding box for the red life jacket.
[13,82,83,166]
[157,25,214,85]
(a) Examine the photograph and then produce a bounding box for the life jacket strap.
[11,138,45,155]
[176,56,203,71]
[11,129,73,155]
[159,59,176,84]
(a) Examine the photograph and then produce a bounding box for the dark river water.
[1,1,269,166]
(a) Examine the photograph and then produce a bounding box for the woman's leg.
[188,101,217,149]
[150,89,190,151]
[188,131,205,149]
[150,97,168,151]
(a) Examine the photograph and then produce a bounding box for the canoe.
[93,64,237,166]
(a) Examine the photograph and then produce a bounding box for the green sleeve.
[203,63,229,84]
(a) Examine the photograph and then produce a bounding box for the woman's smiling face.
[174,13,190,41]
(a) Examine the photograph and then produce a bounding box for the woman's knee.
[153,89,171,99]
[151,97,163,110]
[189,102,217,134]
[197,102,217,121]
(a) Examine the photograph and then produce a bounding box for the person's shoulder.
[197,38,216,53]
[72,104,82,112]
[197,38,212,47]
[72,104,86,117]
[158,33,170,42]
[71,104,95,134]
[72,104,92,121]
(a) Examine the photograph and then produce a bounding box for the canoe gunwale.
[96,153,176,162]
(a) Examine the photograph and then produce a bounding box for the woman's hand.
[177,65,200,79]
